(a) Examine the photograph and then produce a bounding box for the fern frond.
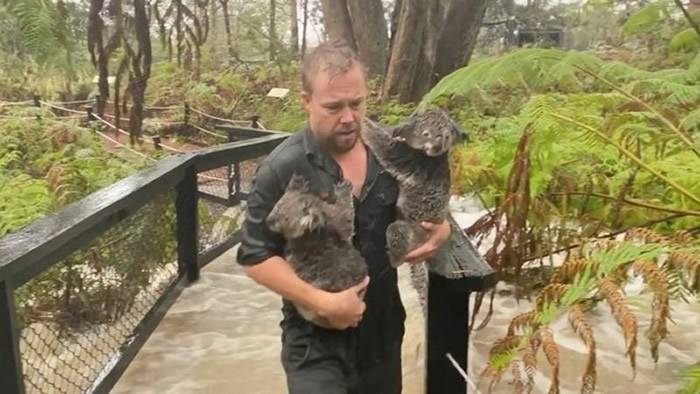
[631,260,670,362]
[625,227,667,244]
[621,1,669,37]
[568,304,597,394]
[541,329,561,394]
[680,362,700,394]
[522,334,541,394]
[12,0,62,61]
[670,28,700,52]
[508,310,537,336]
[667,251,700,291]
[536,283,570,310]
[551,258,599,284]
[598,277,638,374]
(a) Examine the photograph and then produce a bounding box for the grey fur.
[361,108,460,267]
[266,174,367,326]
[361,108,495,312]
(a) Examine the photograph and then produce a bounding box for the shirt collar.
[302,124,383,194]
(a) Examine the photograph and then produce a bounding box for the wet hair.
[301,39,365,94]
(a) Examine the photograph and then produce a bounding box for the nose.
[339,107,354,124]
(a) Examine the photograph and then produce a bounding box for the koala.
[361,107,495,312]
[266,174,367,326]
[361,107,463,267]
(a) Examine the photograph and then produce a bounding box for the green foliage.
[621,1,670,37]
[11,0,62,61]
[680,363,700,394]
[670,28,700,52]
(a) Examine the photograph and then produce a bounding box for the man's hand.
[316,276,370,330]
[404,220,451,264]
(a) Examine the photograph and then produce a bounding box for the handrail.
[0,133,287,285]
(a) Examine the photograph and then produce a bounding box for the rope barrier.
[0,100,33,107]
[102,113,131,123]
[93,114,184,154]
[40,101,84,114]
[50,99,92,106]
[190,107,250,125]
[190,123,227,140]
[93,128,155,162]
[144,105,181,111]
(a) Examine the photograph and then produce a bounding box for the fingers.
[405,243,435,263]
[420,221,439,230]
[353,276,370,293]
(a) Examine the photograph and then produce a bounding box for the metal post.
[86,106,95,122]
[426,273,469,394]
[227,130,241,205]
[184,102,191,126]
[152,135,162,150]
[33,94,41,120]
[0,280,25,394]
[176,166,199,281]
[250,115,260,129]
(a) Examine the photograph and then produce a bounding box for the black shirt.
[236,125,406,367]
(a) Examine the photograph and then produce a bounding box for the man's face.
[302,64,367,154]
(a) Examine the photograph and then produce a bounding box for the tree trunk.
[319,0,356,48]
[346,0,388,77]
[290,0,299,56]
[88,0,109,115]
[410,0,445,100]
[382,0,427,102]
[389,0,402,52]
[270,0,277,60]
[219,0,236,62]
[301,0,309,55]
[127,0,152,145]
[433,0,489,83]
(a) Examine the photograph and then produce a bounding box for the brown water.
[113,202,700,394]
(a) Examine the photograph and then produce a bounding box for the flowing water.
[113,199,700,394]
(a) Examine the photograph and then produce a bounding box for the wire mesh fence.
[14,191,179,394]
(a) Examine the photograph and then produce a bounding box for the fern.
[11,0,62,61]
[670,28,700,52]
[621,1,670,37]
[680,363,700,394]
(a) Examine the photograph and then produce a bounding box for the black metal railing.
[0,131,287,394]
[1,123,477,394]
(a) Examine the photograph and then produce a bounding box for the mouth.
[336,129,357,137]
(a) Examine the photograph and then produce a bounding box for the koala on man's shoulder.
[266,174,367,326]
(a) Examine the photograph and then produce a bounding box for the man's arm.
[404,219,451,264]
[244,257,369,329]
[237,162,368,329]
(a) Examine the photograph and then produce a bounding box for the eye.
[422,130,430,137]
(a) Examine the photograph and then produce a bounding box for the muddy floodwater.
[113,201,700,394]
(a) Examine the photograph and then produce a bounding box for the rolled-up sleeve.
[236,162,286,265]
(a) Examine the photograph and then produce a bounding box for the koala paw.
[386,220,414,268]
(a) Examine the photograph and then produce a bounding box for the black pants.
[281,322,403,394]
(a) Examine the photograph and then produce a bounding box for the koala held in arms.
[361,107,465,267]
[266,174,367,326]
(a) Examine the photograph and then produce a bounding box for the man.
[236,40,450,394]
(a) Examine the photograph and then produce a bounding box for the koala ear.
[299,207,324,231]
[287,174,309,192]
[450,119,468,144]
[392,116,416,142]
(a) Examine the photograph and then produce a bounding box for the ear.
[287,174,309,192]
[450,119,468,144]
[301,91,311,114]
[392,117,416,142]
[299,207,324,231]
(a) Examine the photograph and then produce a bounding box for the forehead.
[308,64,366,100]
